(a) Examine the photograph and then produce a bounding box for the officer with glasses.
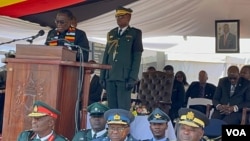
[93,108,138,141]
[211,65,250,124]
[45,9,89,62]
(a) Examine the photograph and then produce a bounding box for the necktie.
[230,85,236,97]
[224,34,227,46]
[199,85,205,97]
[93,133,97,139]
[118,29,122,36]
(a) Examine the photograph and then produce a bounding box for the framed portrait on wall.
[215,20,240,53]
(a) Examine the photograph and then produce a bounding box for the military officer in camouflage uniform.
[72,102,110,141]
[143,108,171,141]
[93,109,138,141]
[17,101,68,141]
[100,6,144,110]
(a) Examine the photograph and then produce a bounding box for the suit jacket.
[72,129,108,141]
[169,80,185,120]
[100,26,143,82]
[219,32,236,49]
[185,81,216,104]
[45,28,90,62]
[213,77,250,110]
[89,74,103,105]
[93,134,139,141]
[17,130,68,141]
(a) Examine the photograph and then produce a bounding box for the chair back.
[186,97,213,118]
[138,71,174,114]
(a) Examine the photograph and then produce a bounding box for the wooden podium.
[2,44,111,140]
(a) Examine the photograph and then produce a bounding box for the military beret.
[28,101,60,119]
[115,6,133,16]
[104,109,134,125]
[147,108,170,123]
[178,108,209,128]
[87,102,110,116]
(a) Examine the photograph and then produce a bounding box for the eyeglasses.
[55,20,67,25]
[229,77,237,80]
[108,126,128,132]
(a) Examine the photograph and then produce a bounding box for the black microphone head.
[38,30,45,36]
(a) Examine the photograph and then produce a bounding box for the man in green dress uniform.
[100,6,144,110]
[17,101,68,141]
[72,102,110,141]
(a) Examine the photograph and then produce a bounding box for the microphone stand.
[0,35,35,46]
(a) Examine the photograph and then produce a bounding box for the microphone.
[27,30,45,44]
[32,30,45,40]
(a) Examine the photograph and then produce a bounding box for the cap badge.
[186,111,195,120]
[34,105,38,112]
[154,113,162,119]
[94,107,98,111]
[114,114,121,120]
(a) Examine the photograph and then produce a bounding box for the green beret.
[28,101,60,119]
[148,108,170,123]
[87,102,109,116]
[178,108,209,128]
[115,6,133,16]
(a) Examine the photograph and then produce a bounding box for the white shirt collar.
[36,131,53,141]
[91,128,107,138]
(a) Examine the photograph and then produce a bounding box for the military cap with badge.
[88,102,110,116]
[148,108,171,123]
[178,108,209,128]
[104,109,135,125]
[28,100,60,119]
[115,6,133,16]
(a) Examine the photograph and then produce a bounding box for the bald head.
[227,65,239,85]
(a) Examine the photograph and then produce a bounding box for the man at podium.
[45,9,89,62]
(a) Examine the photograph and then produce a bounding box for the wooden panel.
[15,44,76,61]
[2,57,111,141]
[2,61,79,140]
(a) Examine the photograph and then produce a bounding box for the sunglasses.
[55,20,67,25]
[228,77,237,80]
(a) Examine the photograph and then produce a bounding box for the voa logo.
[226,129,246,136]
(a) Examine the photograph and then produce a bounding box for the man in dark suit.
[212,65,250,124]
[219,23,236,49]
[88,60,103,105]
[45,9,89,62]
[185,70,216,114]
[100,6,143,110]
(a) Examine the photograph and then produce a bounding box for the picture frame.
[215,20,240,53]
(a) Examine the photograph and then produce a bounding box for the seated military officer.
[17,100,68,141]
[145,108,171,141]
[73,102,110,141]
[176,108,209,141]
[93,108,138,141]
